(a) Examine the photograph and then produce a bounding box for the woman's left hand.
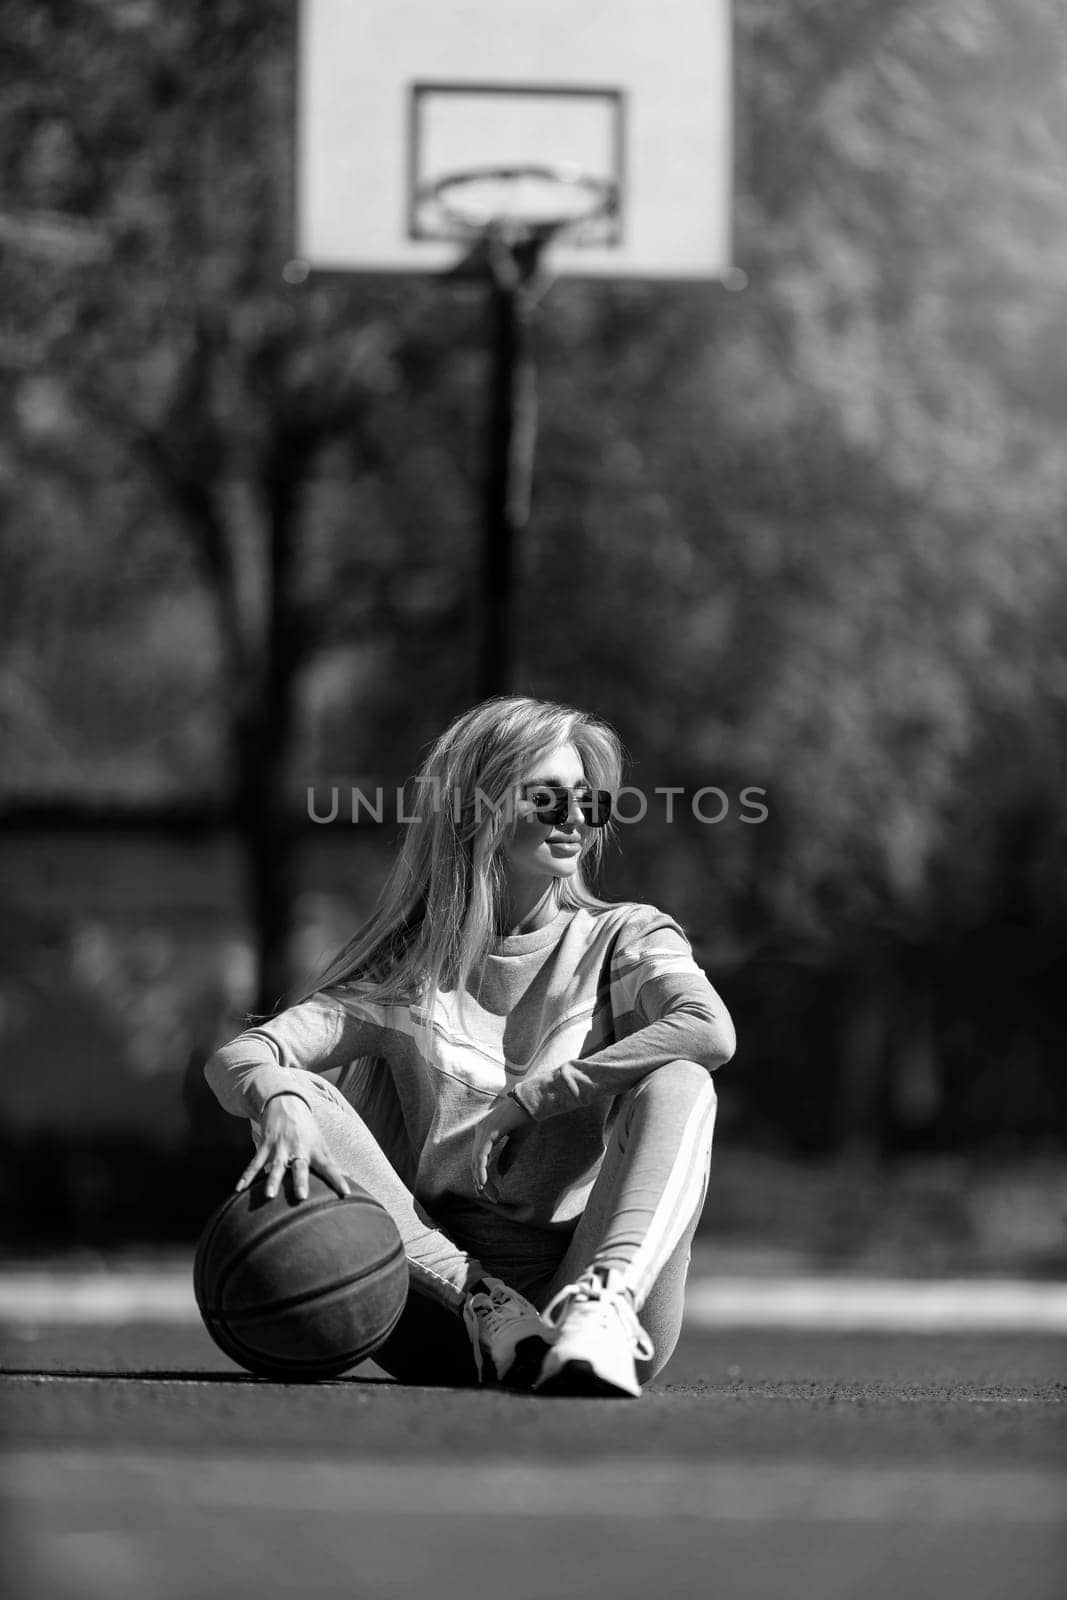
[471,1094,532,1201]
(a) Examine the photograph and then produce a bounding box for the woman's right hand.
[236,1093,351,1202]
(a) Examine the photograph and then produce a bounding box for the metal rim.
[422,163,618,243]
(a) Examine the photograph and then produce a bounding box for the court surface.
[2,1306,1064,1600]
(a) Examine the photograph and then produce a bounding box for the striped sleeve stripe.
[611,957,706,1013]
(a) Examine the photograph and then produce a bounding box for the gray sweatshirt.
[205,901,735,1231]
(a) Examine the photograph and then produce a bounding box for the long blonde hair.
[300,696,624,1012]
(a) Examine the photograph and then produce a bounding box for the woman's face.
[497,740,590,897]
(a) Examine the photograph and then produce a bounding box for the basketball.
[194,1172,409,1380]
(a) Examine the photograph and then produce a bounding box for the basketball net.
[423,163,619,289]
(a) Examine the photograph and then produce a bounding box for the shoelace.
[462,1281,541,1383]
[543,1272,655,1362]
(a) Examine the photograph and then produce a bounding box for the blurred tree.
[516,0,1067,1146]
[0,0,484,1009]
[1,0,1065,1147]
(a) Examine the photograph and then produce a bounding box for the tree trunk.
[238,451,306,1016]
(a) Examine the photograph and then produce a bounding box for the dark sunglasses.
[520,784,613,828]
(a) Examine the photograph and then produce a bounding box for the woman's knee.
[627,1058,717,1106]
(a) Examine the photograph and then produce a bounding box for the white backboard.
[295,0,732,281]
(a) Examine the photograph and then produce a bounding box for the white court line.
[1,1271,1067,1331]
[684,1278,1067,1332]
[1,1450,1064,1524]
[0,1272,197,1324]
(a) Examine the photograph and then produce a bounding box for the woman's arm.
[203,992,387,1121]
[512,912,736,1120]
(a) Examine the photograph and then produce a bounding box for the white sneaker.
[535,1268,654,1398]
[462,1276,554,1388]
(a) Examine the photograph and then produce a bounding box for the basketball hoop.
[421,163,618,280]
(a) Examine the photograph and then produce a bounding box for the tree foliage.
[1,0,1065,1143]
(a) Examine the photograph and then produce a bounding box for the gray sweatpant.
[256,1059,718,1386]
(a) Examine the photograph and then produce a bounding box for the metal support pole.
[479,245,541,700]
